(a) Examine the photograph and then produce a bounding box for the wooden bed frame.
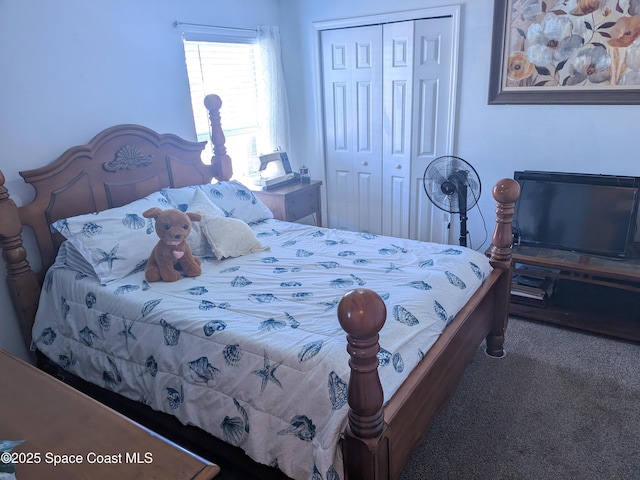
[0,93,520,480]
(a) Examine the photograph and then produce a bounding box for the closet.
[320,14,457,242]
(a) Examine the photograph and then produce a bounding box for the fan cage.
[422,156,481,214]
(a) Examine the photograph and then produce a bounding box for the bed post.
[337,288,388,480]
[486,178,520,357]
[203,94,233,181]
[0,170,41,348]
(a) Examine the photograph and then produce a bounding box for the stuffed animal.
[142,207,202,282]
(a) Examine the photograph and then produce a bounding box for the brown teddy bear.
[142,207,203,282]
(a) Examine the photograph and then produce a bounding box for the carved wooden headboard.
[20,126,210,269]
[0,94,232,345]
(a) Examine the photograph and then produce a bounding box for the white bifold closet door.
[321,25,383,235]
[321,17,455,242]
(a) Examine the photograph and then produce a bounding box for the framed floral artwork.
[488,0,640,104]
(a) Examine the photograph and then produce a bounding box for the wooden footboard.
[337,178,520,480]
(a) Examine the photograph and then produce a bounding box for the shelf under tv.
[508,245,640,343]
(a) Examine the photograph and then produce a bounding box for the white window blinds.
[180,25,290,179]
[183,33,260,176]
[184,40,258,141]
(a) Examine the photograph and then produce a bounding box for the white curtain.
[256,26,290,155]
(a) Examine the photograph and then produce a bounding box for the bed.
[0,94,520,480]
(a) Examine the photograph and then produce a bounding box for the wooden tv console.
[508,245,640,342]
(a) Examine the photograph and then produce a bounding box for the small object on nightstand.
[257,152,297,189]
[299,165,310,184]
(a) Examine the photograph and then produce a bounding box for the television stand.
[508,245,640,342]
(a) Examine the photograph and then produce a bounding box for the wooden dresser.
[0,349,220,480]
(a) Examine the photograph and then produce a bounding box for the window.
[180,25,290,181]
[183,36,261,177]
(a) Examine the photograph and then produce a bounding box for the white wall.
[2,0,639,360]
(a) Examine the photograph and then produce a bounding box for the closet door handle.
[361,161,368,166]
[396,164,402,169]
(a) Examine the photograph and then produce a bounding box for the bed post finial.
[0,169,41,348]
[490,178,520,262]
[204,94,233,181]
[487,178,520,357]
[337,288,386,480]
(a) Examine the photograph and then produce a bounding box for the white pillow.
[199,180,274,224]
[53,241,97,277]
[51,191,169,284]
[200,215,270,259]
[161,185,200,211]
[184,189,225,257]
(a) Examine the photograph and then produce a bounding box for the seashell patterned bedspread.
[32,219,492,480]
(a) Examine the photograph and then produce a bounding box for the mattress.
[32,218,492,480]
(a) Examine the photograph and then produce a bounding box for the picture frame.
[488,0,640,105]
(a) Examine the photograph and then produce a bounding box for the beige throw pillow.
[201,215,270,259]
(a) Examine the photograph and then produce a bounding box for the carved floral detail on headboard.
[103,145,153,172]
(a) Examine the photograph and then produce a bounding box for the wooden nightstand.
[0,349,220,480]
[253,180,323,225]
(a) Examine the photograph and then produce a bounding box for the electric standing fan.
[422,156,481,247]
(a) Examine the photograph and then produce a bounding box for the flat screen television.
[513,171,640,258]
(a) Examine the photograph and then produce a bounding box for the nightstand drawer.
[285,188,320,222]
